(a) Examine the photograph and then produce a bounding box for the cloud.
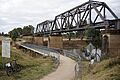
[0,0,119,33]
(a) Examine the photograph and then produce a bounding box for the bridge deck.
[20,43,59,58]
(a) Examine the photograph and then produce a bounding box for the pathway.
[40,55,76,80]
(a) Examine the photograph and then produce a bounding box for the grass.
[80,57,120,80]
[0,47,54,80]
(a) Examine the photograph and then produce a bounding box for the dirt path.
[40,55,76,80]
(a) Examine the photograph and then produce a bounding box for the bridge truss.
[36,0,119,35]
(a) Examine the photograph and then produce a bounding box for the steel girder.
[36,1,118,35]
[36,20,54,34]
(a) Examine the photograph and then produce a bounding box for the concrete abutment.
[48,35,63,49]
[102,30,120,57]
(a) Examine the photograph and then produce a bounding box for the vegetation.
[80,57,120,80]
[75,31,84,39]
[9,25,34,41]
[67,32,75,40]
[63,27,102,47]
[63,32,80,40]
[0,47,54,80]
[22,25,34,35]
[0,32,9,37]
[9,28,20,41]
[84,28,102,47]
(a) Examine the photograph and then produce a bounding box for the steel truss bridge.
[35,0,120,35]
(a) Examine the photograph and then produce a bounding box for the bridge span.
[22,1,120,57]
[35,0,119,35]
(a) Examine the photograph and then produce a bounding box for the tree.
[22,25,34,35]
[16,28,23,36]
[9,28,19,41]
[67,32,75,40]
[1,32,4,36]
[84,28,102,48]
[75,31,84,39]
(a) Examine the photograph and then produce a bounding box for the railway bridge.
[23,0,120,55]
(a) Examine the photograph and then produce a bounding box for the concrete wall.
[63,39,87,49]
[109,35,120,57]
[102,30,120,57]
[109,35,120,48]
[109,48,120,57]
[48,35,63,49]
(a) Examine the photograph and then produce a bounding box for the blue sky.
[0,0,120,33]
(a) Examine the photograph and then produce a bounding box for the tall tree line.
[9,25,34,41]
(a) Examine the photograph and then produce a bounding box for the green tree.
[75,31,84,39]
[84,28,102,47]
[22,25,34,35]
[67,32,75,40]
[9,28,19,41]
[16,28,23,36]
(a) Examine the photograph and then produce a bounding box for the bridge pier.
[23,35,34,43]
[102,30,120,57]
[34,36,44,45]
[48,35,63,49]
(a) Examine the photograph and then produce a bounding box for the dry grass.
[80,57,120,80]
[0,47,54,80]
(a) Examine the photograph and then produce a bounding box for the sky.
[0,0,120,33]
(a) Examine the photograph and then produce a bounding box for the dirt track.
[40,55,76,80]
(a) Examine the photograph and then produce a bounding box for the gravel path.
[40,55,76,80]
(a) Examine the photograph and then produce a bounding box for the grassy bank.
[80,57,120,80]
[0,47,54,80]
